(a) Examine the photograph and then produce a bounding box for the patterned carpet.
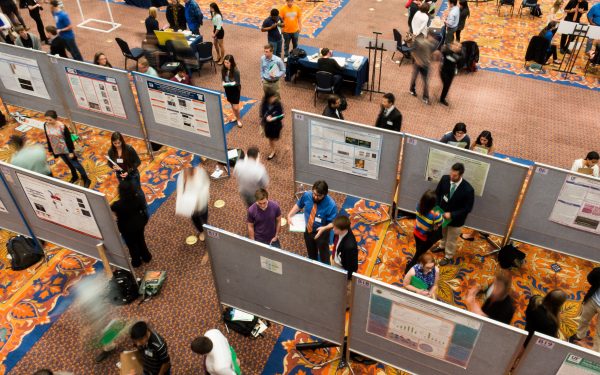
[0,94,255,374]
[107,0,350,38]
[263,198,600,374]
[461,0,600,89]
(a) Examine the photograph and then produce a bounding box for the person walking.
[287,180,338,265]
[184,0,203,35]
[43,110,91,187]
[261,8,283,58]
[46,25,68,58]
[131,321,171,375]
[233,147,269,207]
[176,165,210,242]
[570,267,600,350]
[107,132,142,192]
[260,90,284,160]
[375,93,402,131]
[222,54,242,127]
[280,0,302,61]
[260,44,285,98]
[247,188,281,247]
[409,31,436,105]
[210,2,225,64]
[432,162,474,266]
[111,180,152,267]
[455,0,470,42]
[9,134,52,176]
[439,42,463,106]
[50,0,83,61]
[20,0,48,44]
[191,329,240,375]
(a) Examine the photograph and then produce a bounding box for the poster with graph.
[367,286,481,368]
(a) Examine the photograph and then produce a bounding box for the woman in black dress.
[107,131,142,192]
[111,180,151,268]
[20,0,47,44]
[260,91,284,160]
[222,55,242,128]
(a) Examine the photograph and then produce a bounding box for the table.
[285,45,369,96]
[124,0,167,8]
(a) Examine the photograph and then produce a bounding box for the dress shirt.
[297,192,338,232]
[446,6,460,28]
[261,55,285,81]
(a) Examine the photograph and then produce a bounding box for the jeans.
[303,229,331,265]
[283,31,299,58]
[59,154,89,182]
[191,209,208,233]
[410,64,430,100]
[445,26,457,44]
[63,37,83,61]
[269,38,283,58]
[332,74,343,95]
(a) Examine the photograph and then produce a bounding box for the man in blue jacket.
[184,0,203,35]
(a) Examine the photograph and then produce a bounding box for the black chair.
[194,42,216,74]
[314,71,335,107]
[115,37,145,70]
[497,0,515,16]
[524,35,550,71]
[518,0,538,17]
[392,28,412,65]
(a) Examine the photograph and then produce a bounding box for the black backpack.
[498,244,526,269]
[6,236,44,270]
[222,307,260,338]
[108,269,140,305]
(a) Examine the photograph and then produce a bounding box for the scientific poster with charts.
[65,67,127,118]
[17,173,102,239]
[146,80,211,137]
[0,197,7,213]
[549,175,600,234]
[367,286,481,368]
[426,147,490,196]
[309,120,382,180]
[0,52,50,99]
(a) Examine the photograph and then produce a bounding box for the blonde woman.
[145,7,160,36]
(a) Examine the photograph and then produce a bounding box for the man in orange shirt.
[279,0,302,61]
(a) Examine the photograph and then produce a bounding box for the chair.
[524,35,550,71]
[497,0,515,16]
[518,0,538,17]
[115,38,145,70]
[391,28,412,65]
[194,42,216,74]
[314,71,335,107]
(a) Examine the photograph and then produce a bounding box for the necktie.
[306,204,318,233]
[449,183,457,199]
[332,235,340,257]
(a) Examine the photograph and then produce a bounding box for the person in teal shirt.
[9,134,52,176]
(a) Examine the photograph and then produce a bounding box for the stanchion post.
[501,167,534,247]
[96,243,114,279]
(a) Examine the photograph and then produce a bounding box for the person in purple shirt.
[247,188,282,248]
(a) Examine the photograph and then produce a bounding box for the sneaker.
[440,99,449,106]
[409,90,417,97]
[553,59,561,65]
[423,98,430,105]
[439,258,452,266]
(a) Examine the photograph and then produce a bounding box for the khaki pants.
[441,225,462,259]
[262,80,280,99]
[576,298,600,350]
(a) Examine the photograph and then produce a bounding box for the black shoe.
[142,254,152,263]
[83,179,91,188]
[460,234,475,241]
[439,257,452,266]
[69,175,79,183]
[95,348,115,363]
[431,246,445,253]
[423,98,430,105]
[568,334,582,344]
[409,90,417,97]
[131,259,142,268]
[440,99,449,106]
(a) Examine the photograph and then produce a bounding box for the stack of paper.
[231,309,254,322]
[333,56,347,67]
[289,213,306,232]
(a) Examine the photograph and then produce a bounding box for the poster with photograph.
[65,67,127,118]
[367,286,481,368]
[17,173,102,239]
[0,197,7,213]
[0,52,50,99]
[146,80,210,137]
[309,120,382,180]
[550,175,600,234]
[426,147,490,196]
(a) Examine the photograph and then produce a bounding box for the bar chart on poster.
[549,175,600,234]
[0,52,50,99]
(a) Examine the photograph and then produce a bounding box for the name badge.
[116,158,123,163]
[443,195,449,202]
[386,121,393,126]
[145,349,153,357]
[315,217,322,223]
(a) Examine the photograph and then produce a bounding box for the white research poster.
[146,80,211,137]
[0,52,50,99]
[426,147,490,197]
[17,173,102,239]
[550,175,600,234]
[309,120,382,180]
[65,67,127,118]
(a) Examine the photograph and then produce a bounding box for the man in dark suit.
[375,93,402,132]
[332,215,358,308]
[433,162,474,266]
[322,94,344,120]
[318,47,344,95]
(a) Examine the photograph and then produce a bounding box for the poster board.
[397,134,529,236]
[204,225,348,345]
[348,274,527,374]
[0,43,66,116]
[511,163,600,262]
[292,110,401,205]
[0,161,132,271]
[0,172,30,236]
[49,56,146,140]
[513,333,600,375]
[132,73,229,163]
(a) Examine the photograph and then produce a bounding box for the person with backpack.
[191,329,241,375]
[569,268,600,350]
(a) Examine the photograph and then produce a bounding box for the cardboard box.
[120,350,143,375]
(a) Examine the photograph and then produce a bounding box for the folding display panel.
[348,274,527,375]
[204,225,348,345]
[292,109,402,205]
[397,133,530,237]
[0,172,30,236]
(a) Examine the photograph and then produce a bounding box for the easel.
[359,32,387,101]
[556,21,589,75]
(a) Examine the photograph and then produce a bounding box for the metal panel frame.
[204,225,348,345]
[292,109,402,206]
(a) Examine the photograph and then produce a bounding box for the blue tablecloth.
[285,45,369,96]
[124,0,167,8]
